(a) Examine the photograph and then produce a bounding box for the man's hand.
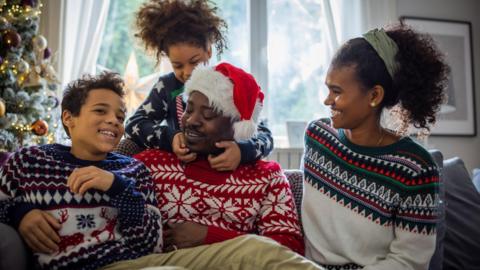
[19,209,61,254]
[163,221,208,251]
[172,133,197,163]
[208,141,241,171]
[67,166,114,195]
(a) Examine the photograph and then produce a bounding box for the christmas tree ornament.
[23,69,41,86]
[3,30,22,48]
[31,119,48,136]
[43,47,51,59]
[0,98,6,117]
[22,0,38,7]
[16,58,30,74]
[32,35,47,51]
[44,64,58,82]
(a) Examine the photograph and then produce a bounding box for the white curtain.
[323,0,397,51]
[59,0,110,87]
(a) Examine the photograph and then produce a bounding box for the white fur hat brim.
[184,65,240,120]
[184,65,262,141]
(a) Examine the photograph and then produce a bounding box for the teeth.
[99,130,116,138]
[331,110,341,117]
[187,131,200,137]
[186,130,202,137]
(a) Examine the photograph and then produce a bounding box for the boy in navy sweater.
[0,72,162,269]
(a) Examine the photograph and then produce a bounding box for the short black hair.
[61,72,125,136]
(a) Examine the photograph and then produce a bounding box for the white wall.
[397,0,480,172]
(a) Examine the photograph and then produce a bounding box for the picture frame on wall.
[401,16,476,136]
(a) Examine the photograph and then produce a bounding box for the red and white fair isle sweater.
[135,149,304,254]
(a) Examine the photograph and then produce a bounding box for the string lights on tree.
[0,0,59,151]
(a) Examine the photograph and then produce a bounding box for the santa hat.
[184,62,264,141]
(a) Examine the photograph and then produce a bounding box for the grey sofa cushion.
[283,169,304,221]
[442,157,480,270]
[0,223,29,270]
[428,150,444,270]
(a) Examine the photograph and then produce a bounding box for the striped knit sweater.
[302,119,439,270]
[0,144,162,270]
[134,149,305,255]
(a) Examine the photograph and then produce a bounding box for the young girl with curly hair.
[122,0,273,171]
[302,23,449,270]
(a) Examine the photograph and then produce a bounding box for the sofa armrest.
[283,169,304,221]
[114,138,144,156]
[0,222,29,270]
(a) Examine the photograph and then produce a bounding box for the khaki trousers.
[102,234,323,270]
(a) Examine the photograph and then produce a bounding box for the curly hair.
[61,72,125,136]
[135,0,227,61]
[331,23,450,133]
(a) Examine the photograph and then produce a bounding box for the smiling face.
[181,91,234,155]
[168,43,212,83]
[62,88,126,161]
[324,65,378,130]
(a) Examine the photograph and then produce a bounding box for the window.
[97,0,333,147]
[266,0,329,146]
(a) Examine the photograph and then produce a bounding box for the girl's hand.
[208,141,241,171]
[172,133,197,163]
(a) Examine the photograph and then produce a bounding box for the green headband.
[362,28,399,78]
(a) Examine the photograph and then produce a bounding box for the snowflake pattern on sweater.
[135,149,304,255]
[0,144,162,270]
[302,119,439,270]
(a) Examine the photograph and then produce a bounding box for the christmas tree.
[0,0,59,152]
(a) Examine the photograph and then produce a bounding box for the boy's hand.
[173,132,197,162]
[67,166,114,195]
[208,141,241,171]
[19,209,61,254]
[163,221,207,251]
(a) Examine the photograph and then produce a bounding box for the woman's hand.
[208,141,241,171]
[172,133,197,163]
[163,221,208,251]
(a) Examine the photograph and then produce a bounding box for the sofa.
[1,144,480,270]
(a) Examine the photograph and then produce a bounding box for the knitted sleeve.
[364,165,439,270]
[125,76,177,151]
[237,120,274,164]
[203,225,245,244]
[106,161,163,252]
[0,149,37,227]
[256,171,305,255]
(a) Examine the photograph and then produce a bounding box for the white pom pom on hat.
[184,62,264,141]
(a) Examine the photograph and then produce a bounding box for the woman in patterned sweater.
[302,23,449,270]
